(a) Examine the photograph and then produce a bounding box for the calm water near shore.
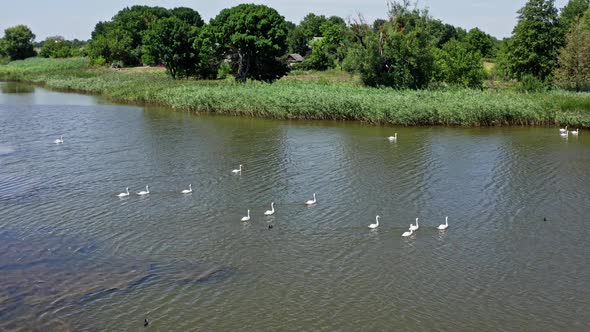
[1,81,589,331]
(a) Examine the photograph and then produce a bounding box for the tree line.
[1,0,589,91]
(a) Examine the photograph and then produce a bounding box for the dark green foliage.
[434,39,486,88]
[170,7,204,27]
[343,1,434,89]
[555,16,590,91]
[206,4,289,82]
[39,36,76,58]
[372,19,387,32]
[428,19,466,48]
[287,27,309,55]
[299,13,327,39]
[1,25,36,60]
[464,28,497,58]
[502,0,563,81]
[88,5,172,66]
[298,39,335,70]
[559,0,589,31]
[142,17,199,79]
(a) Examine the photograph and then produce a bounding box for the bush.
[518,74,548,92]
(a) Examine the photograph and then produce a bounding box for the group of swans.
[560,126,580,137]
[241,193,317,222]
[369,216,449,237]
[117,184,194,197]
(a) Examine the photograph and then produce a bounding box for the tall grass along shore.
[1,57,590,127]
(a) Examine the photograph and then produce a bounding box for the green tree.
[88,5,171,66]
[555,16,590,90]
[343,1,434,88]
[207,4,289,82]
[559,0,589,31]
[299,39,336,70]
[143,17,199,79]
[434,39,486,88]
[503,0,563,81]
[464,28,497,58]
[170,7,204,27]
[1,25,36,60]
[299,13,327,39]
[372,19,387,32]
[39,36,74,58]
[287,26,309,55]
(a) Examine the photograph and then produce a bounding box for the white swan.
[54,135,64,144]
[409,218,419,231]
[571,129,579,135]
[437,216,449,230]
[117,187,130,197]
[387,133,398,142]
[264,202,275,216]
[241,209,250,222]
[181,184,192,194]
[559,126,568,133]
[368,215,380,229]
[137,185,149,196]
[560,130,569,137]
[305,193,317,205]
[402,229,414,237]
[232,164,242,174]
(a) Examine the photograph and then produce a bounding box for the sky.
[0,0,571,41]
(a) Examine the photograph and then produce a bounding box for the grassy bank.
[1,57,590,127]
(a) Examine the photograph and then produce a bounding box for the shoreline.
[1,58,590,128]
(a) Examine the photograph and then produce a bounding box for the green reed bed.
[2,57,589,127]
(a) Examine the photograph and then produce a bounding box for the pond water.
[1,82,589,331]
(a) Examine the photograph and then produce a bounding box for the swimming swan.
[437,216,449,230]
[305,193,317,205]
[54,135,64,144]
[241,209,251,222]
[264,202,275,216]
[117,187,129,197]
[232,165,242,174]
[559,126,568,133]
[571,129,579,135]
[369,215,380,229]
[409,218,419,231]
[137,185,149,195]
[402,229,414,237]
[181,184,192,194]
[387,133,398,142]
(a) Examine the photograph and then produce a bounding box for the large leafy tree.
[555,15,590,91]
[143,17,198,79]
[503,0,563,81]
[1,25,36,60]
[434,39,486,88]
[559,0,589,31]
[464,28,497,59]
[299,13,327,39]
[206,4,289,82]
[88,6,171,65]
[343,1,434,88]
[170,7,204,27]
[287,26,309,55]
[39,36,74,58]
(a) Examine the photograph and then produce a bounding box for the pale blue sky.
[0,0,570,41]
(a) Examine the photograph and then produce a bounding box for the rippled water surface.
[1,82,589,331]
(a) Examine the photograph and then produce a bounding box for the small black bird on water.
[144,319,149,327]
[268,224,274,229]
[544,217,547,221]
